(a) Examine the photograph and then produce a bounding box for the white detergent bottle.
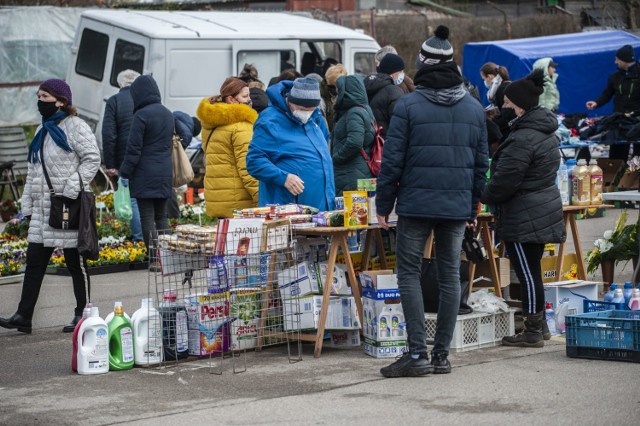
[105,301,131,324]
[629,288,640,311]
[132,298,163,365]
[77,307,109,375]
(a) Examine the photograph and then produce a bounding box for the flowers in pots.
[585,210,639,275]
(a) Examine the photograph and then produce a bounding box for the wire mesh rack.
[145,218,302,374]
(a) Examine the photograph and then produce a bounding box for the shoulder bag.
[172,131,194,188]
[42,149,82,230]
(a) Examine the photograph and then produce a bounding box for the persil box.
[328,330,361,347]
[188,323,230,357]
[283,295,360,331]
[278,261,320,300]
[185,292,231,356]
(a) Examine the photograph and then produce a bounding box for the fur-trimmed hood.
[197,99,258,129]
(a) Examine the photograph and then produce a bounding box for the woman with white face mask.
[246,77,336,211]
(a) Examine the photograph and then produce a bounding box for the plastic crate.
[566,310,640,363]
[583,299,630,313]
[424,310,515,352]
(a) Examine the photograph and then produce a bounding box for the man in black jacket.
[376,26,489,378]
[364,53,405,139]
[586,45,640,159]
[102,69,143,242]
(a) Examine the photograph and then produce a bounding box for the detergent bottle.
[72,303,92,373]
[629,288,640,310]
[132,298,163,365]
[105,301,131,324]
[108,304,135,371]
[158,289,189,361]
[77,307,109,375]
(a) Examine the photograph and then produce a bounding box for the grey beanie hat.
[416,25,454,68]
[288,77,321,107]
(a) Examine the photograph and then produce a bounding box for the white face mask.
[394,72,405,85]
[483,79,491,89]
[292,109,314,124]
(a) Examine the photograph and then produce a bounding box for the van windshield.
[300,41,341,76]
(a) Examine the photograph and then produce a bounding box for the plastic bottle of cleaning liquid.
[105,301,131,324]
[77,307,109,375]
[378,315,389,338]
[604,284,618,303]
[545,302,557,336]
[629,288,640,310]
[72,303,92,373]
[623,282,633,306]
[158,289,189,361]
[588,159,603,205]
[566,159,577,204]
[108,304,135,371]
[611,289,625,305]
[557,161,570,206]
[132,298,163,365]
[571,159,591,206]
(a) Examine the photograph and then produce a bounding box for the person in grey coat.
[481,69,566,348]
[0,79,101,334]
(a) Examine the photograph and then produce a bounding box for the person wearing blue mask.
[363,53,405,139]
[0,79,101,334]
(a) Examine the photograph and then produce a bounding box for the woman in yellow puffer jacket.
[197,78,259,217]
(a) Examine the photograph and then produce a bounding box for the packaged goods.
[230,288,262,351]
[185,292,231,356]
[589,159,603,205]
[283,295,360,331]
[131,298,163,366]
[343,191,369,228]
[77,307,109,375]
[108,304,135,370]
[571,159,590,206]
[72,304,92,373]
[158,289,189,361]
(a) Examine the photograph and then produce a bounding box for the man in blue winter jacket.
[376,26,489,378]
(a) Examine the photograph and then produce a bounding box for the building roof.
[81,10,375,40]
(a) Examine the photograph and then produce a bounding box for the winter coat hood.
[197,100,258,130]
[509,106,558,135]
[173,111,195,148]
[334,75,369,114]
[533,57,558,81]
[413,62,467,106]
[130,75,161,112]
[265,80,322,125]
[363,73,395,98]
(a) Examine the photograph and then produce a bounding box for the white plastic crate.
[424,310,515,352]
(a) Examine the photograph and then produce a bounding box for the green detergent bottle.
[108,304,134,371]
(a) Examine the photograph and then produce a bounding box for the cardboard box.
[316,262,352,295]
[617,170,639,189]
[597,158,624,186]
[474,258,511,288]
[357,178,377,192]
[540,253,579,283]
[343,190,369,228]
[188,323,230,356]
[225,254,270,288]
[361,287,406,345]
[543,280,599,315]
[359,270,397,291]
[229,288,262,351]
[282,295,360,331]
[277,261,320,300]
[184,292,231,356]
[363,337,407,358]
[328,330,361,347]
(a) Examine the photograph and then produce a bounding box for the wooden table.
[288,225,394,357]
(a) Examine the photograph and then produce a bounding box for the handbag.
[462,227,487,264]
[77,189,99,261]
[42,150,81,230]
[172,131,194,188]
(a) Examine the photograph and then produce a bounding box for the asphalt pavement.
[1,209,639,425]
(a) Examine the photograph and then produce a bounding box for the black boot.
[62,316,82,333]
[541,318,551,340]
[502,311,544,348]
[0,313,32,334]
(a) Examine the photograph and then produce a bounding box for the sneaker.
[431,352,451,374]
[380,352,433,378]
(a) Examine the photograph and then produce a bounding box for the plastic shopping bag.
[114,182,133,221]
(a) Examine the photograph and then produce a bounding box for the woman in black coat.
[481,69,566,348]
[119,75,174,258]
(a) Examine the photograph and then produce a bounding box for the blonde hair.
[325,64,348,86]
[247,80,265,91]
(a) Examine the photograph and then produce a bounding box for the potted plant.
[0,200,18,222]
[585,210,639,286]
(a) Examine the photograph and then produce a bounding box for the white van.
[66,9,380,144]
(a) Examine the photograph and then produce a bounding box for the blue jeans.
[396,215,466,356]
[130,197,143,242]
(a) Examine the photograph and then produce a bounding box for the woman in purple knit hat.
[0,78,101,334]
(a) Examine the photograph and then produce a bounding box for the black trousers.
[17,243,89,319]
[137,198,169,250]
[505,242,545,315]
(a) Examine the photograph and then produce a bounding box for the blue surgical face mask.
[484,80,491,89]
[394,72,405,85]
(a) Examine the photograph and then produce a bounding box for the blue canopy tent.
[462,31,640,115]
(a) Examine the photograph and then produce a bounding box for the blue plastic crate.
[566,310,640,362]
[583,299,630,313]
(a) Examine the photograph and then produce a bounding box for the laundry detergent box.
[283,295,360,331]
[184,292,231,356]
[363,337,407,359]
[328,330,361,348]
[277,261,320,300]
[316,262,352,295]
[362,287,406,343]
[229,288,262,351]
